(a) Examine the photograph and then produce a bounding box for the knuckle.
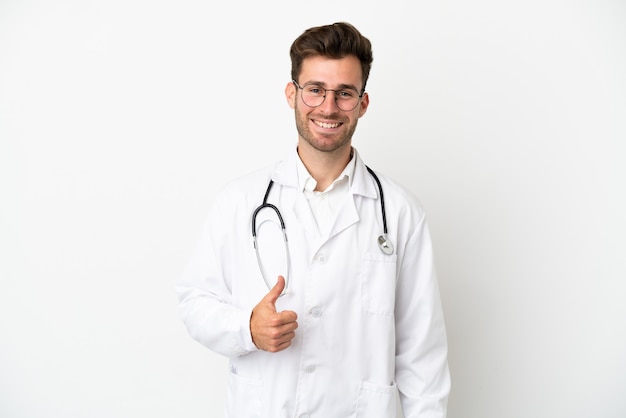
[269,329,282,339]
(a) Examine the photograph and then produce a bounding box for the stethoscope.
[251,166,393,294]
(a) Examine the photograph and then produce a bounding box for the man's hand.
[250,276,298,352]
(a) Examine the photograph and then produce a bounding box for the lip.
[312,119,343,129]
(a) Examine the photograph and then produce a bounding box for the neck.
[297,144,353,192]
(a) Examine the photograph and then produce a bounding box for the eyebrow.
[302,80,361,91]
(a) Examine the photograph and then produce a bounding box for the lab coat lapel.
[292,191,321,242]
[271,146,379,255]
[328,194,359,240]
[328,153,379,241]
[271,147,322,255]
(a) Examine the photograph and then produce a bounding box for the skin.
[250,276,297,352]
[286,55,369,191]
[250,55,370,353]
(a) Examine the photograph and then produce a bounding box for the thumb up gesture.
[250,276,298,352]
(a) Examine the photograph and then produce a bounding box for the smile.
[313,120,342,129]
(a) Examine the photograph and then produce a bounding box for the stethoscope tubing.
[251,166,392,293]
[366,166,388,236]
[252,181,285,238]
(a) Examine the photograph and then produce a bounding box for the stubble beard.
[294,103,358,154]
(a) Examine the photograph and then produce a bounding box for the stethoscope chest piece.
[378,234,394,255]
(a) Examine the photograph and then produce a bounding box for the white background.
[1,1,625,417]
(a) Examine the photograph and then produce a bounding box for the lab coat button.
[304,365,316,373]
[317,254,327,263]
[310,307,323,317]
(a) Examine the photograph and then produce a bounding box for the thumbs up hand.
[250,276,298,353]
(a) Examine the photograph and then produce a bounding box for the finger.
[264,275,286,305]
[273,316,299,332]
[276,309,298,324]
[266,331,297,353]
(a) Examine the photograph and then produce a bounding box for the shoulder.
[200,163,278,221]
[217,164,275,199]
[368,167,425,208]
[365,168,429,229]
[354,149,425,216]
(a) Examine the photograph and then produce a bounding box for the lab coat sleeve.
[395,214,451,417]
[176,199,258,358]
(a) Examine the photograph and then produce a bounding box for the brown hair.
[289,22,373,92]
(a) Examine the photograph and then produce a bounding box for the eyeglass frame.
[292,80,365,111]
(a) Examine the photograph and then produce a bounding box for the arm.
[395,215,451,417]
[176,205,258,358]
[177,201,297,357]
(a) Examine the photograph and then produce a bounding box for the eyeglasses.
[292,80,364,111]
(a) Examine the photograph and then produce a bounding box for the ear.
[285,82,296,109]
[357,92,369,118]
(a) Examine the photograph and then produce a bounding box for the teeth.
[315,120,340,129]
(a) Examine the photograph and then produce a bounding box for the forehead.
[298,55,363,88]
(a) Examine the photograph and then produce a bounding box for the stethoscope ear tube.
[252,202,284,239]
[252,180,290,296]
[252,180,284,239]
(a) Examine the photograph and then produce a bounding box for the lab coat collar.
[271,145,378,200]
[296,150,355,194]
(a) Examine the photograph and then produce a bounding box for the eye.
[305,85,324,95]
[337,90,356,99]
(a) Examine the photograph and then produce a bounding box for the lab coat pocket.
[355,380,397,417]
[361,253,397,316]
[226,371,262,417]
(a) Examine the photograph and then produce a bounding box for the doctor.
[177,21,450,417]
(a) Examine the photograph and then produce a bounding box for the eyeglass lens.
[299,84,361,111]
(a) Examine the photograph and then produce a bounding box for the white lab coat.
[177,147,450,418]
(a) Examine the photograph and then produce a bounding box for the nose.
[318,90,341,112]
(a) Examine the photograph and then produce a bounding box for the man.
[177,21,450,417]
